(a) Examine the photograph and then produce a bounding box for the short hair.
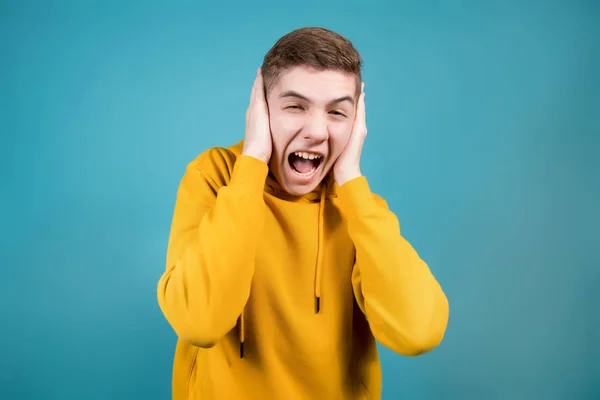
[261,27,363,97]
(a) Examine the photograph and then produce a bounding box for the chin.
[281,181,321,197]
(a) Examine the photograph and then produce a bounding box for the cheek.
[269,112,304,148]
[328,123,353,156]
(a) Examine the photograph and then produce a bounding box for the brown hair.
[261,27,363,97]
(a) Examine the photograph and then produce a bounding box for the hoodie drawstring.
[239,182,328,358]
[239,311,245,358]
[314,184,327,314]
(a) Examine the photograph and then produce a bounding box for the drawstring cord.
[314,184,327,314]
[239,311,245,358]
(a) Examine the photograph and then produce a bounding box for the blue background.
[2,0,599,399]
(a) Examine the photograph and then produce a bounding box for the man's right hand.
[242,68,272,164]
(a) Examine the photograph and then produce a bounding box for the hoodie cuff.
[337,176,380,219]
[230,155,269,193]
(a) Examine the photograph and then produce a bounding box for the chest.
[251,196,356,315]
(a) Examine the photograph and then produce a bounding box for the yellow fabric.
[157,140,449,399]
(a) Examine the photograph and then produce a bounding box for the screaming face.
[266,66,358,196]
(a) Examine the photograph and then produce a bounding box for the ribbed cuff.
[230,155,269,193]
[337,176,379,219]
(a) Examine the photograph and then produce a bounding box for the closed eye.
[330,110,346,117]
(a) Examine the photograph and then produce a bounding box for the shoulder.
[372,193,389,209]
[185,140,244,187]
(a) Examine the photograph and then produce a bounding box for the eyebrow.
[279,90,355,106]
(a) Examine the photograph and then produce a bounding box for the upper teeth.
[295,152,322,160]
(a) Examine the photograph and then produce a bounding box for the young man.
[157,27,449,399]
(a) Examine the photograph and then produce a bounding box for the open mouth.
[288,151,324,177]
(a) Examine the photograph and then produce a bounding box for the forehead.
[269,66,356,102]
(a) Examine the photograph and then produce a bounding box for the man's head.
[261,27,363,196]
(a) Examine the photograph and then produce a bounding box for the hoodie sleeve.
[337,176,449,356]
[157,153,268,348]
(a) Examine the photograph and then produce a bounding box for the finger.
[249,80,256,110]
[353,90,366,134]
[254,68,266,103]
[250,68,260,103]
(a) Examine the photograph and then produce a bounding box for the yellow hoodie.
[157,140,449,399]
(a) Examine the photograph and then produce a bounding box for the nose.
[304,113,328,143]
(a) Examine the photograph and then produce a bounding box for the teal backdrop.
[2,1,598,399]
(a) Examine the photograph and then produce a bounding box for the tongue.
[292,157,315,174]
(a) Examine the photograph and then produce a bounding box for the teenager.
[158,26,449,399]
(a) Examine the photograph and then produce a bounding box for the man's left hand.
[333,82,367,187]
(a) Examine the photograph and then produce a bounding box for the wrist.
[242,146,270,165]
[334,169,362,187]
